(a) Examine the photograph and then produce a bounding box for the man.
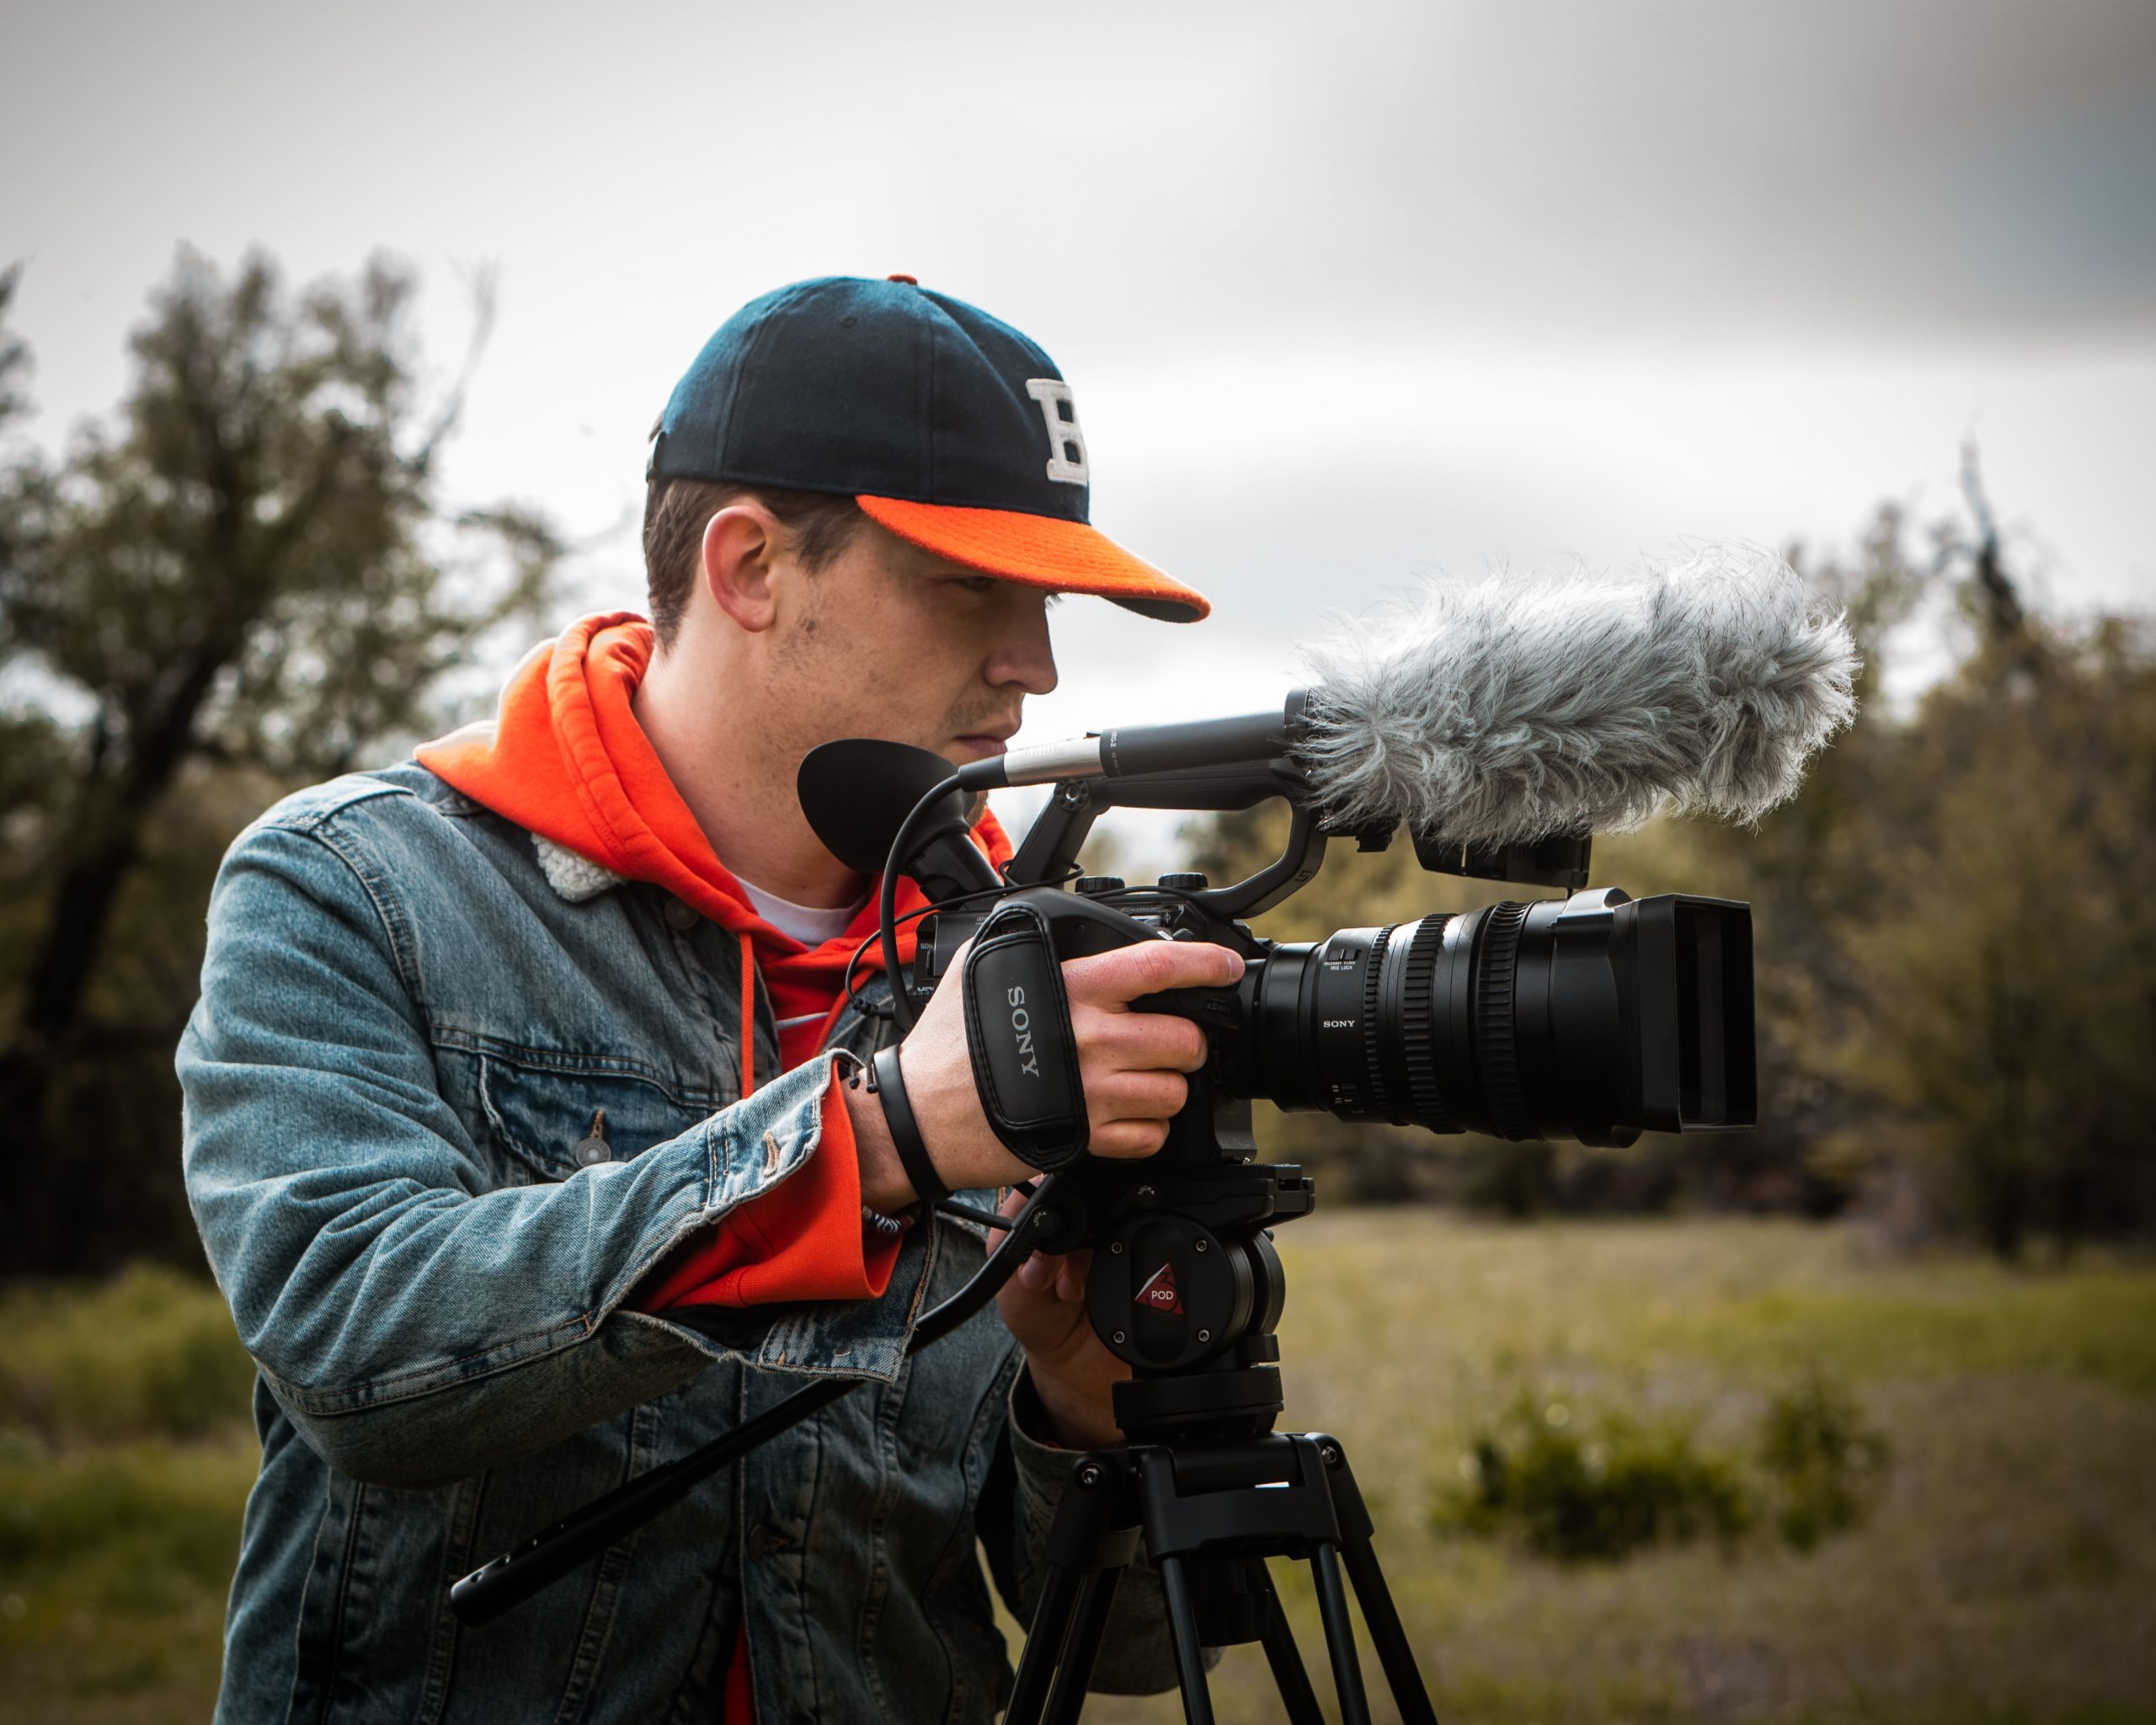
[179,275,1243,1722]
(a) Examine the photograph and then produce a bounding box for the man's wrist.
[841,1056,921,1215]
[1019,1363,1123,1452]
[873,1044,951,1202]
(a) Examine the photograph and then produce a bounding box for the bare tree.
[0,248,563,1272]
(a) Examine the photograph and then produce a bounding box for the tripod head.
[1054,1080,1309,1444]
[1056,1078,1302,1440]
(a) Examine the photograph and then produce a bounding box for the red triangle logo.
[1134,1261,1184,1316]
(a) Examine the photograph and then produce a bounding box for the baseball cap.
[647,275,1209,623]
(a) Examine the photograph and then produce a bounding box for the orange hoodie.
[417,612,1012,1312]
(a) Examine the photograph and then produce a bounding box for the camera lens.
[1233,889,1756,1147]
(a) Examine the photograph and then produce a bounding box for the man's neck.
[632,644,865,910]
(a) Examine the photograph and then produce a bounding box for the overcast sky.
[5,0,2153,851]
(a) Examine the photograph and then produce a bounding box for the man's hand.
[848,937,1245,1213]
[993,1184,1126,1449]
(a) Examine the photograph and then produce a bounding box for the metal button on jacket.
[572,1109,611,1167]
[664,899,698,932]
[747,1525,794,1560]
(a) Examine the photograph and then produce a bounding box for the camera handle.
[446,1176,1084,1626]
[1005,761,1333,923]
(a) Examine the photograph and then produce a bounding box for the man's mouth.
[950,721,1020,761]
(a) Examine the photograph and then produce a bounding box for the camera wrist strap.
[961,900,1089,1172]
[870,1044,952,1204]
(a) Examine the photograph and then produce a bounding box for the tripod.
[1003,1099,1438,1725]
[1009,1418,1436,1724]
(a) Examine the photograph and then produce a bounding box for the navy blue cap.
[647,276,1207,622]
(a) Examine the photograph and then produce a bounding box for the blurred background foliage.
[2,248,2153,1722]
[0,248,563,1276]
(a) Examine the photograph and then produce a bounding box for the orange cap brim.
[854,495,1209,622]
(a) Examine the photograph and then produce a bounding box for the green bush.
[0,1434,253,1708]
[1758,1371,1891,1551]
[0,1440,247,1590]
[1438,1375,1893,1562]
[0,1267,256,1445]
[1436,1396,1753,1562]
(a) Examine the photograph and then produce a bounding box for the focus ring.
[1473,901,1534,1140]
[1395,915,1456,1131]
[1358,923,1395,1114]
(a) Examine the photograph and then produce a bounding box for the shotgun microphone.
[959,545,1858,843]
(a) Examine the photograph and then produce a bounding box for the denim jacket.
[178,763,1179,1722]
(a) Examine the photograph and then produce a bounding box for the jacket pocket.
[473,1050,720,1184]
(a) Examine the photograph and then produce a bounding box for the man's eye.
[954,575,996,594]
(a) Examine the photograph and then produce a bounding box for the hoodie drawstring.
[739,932,756,1100]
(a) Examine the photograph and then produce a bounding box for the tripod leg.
[1310,1542,1374,1725]
[1256,1576,1327,1725]
[1006,1565,1086,1725]
[1156,1555,1217,1725]
[1340,1535,1441,1725]
[1041,1567,1123,1725]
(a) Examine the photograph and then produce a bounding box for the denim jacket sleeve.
[178,811,927,1490]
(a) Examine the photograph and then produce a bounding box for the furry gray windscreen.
[1294,546,1860,844]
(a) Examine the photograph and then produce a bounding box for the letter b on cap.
[1024,379,1089,487]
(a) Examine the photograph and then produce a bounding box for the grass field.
[5,1219,2153,1723]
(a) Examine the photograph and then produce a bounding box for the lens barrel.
[1232,889,1755,1147]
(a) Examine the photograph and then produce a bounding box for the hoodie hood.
[416,612,1012,981]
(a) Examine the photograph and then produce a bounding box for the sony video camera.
[807,691,1754,1157]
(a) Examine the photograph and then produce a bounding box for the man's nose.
[988,593,1059,697]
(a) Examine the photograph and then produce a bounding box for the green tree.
[0,248,562,1274]
[1829,592,2156,1254]
[1604,481,2156,1252]
[1673,460,2156,1256]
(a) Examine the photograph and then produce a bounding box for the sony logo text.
[1007,985,1042,1078]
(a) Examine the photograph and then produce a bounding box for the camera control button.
[1075,876,1125,896]
[1158,873,1209,891]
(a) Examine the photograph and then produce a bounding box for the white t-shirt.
[739,879,867,949]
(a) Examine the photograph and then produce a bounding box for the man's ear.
[701,504,782,633]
